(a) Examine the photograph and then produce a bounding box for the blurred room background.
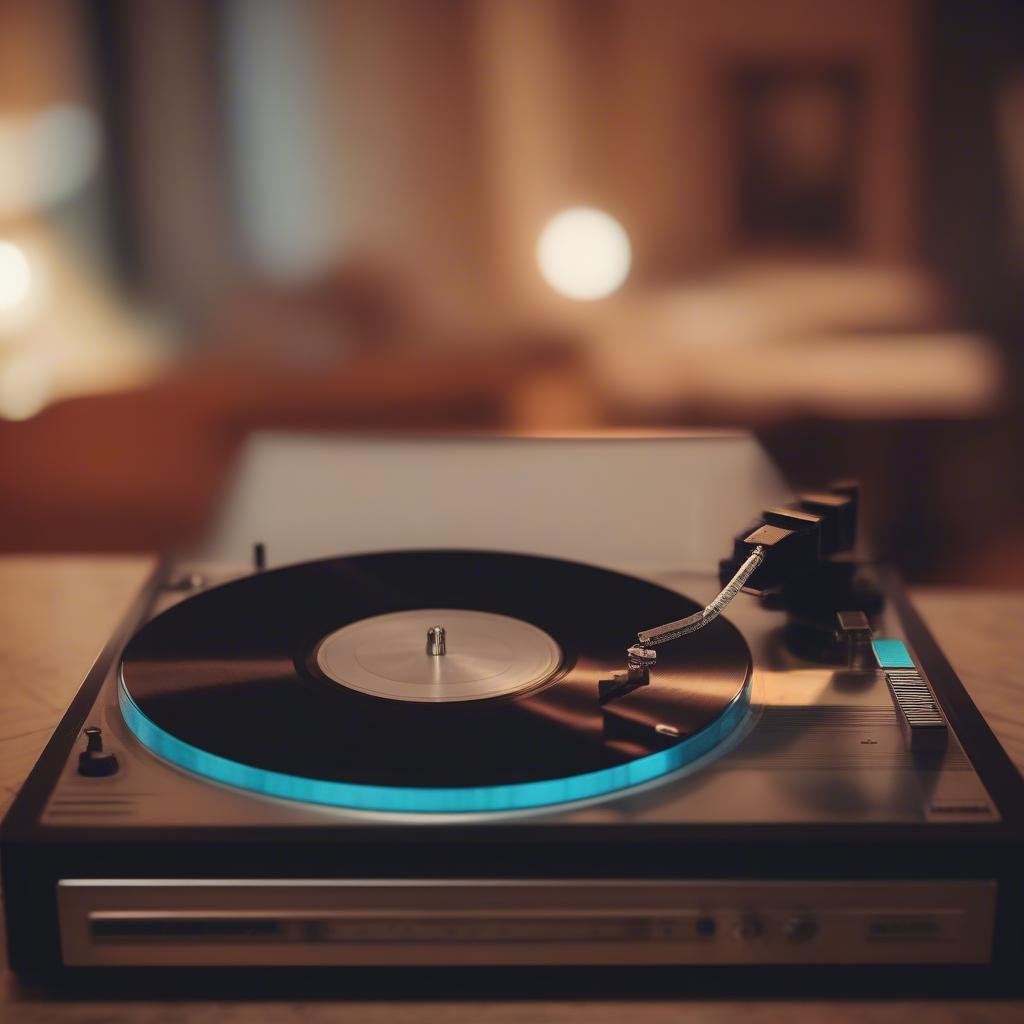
[1,0,1022,582]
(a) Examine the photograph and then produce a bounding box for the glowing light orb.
[536,207,631,301]
[0,242,32,312]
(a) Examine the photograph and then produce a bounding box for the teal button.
[872,638,915,669]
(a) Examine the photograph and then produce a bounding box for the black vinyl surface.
[120,551,751,789]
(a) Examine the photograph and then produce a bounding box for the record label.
[315,608,562,703]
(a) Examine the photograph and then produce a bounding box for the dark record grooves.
[119,551,752,810]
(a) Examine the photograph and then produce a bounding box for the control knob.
[732,914,765,942]
[782,915,819,943]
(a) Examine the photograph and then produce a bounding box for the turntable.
[2,434,1021,984]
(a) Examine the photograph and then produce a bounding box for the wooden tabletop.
[0,555,1021,1022]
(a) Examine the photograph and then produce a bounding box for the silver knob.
[426,625,447,657]
[782,915,818,943]
[732,914,765,942]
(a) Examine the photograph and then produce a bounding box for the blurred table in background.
[0,344,591,554]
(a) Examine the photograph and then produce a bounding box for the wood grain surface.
[0,556,1021,1022]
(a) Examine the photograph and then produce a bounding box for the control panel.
[58,879,996,967]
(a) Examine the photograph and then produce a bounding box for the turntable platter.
[119,551,752,813]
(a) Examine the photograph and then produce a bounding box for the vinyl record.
[119,551,752,813]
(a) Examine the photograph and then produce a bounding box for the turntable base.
[2,555,1024,1015]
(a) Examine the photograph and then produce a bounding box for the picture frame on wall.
[730,62,866,254]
